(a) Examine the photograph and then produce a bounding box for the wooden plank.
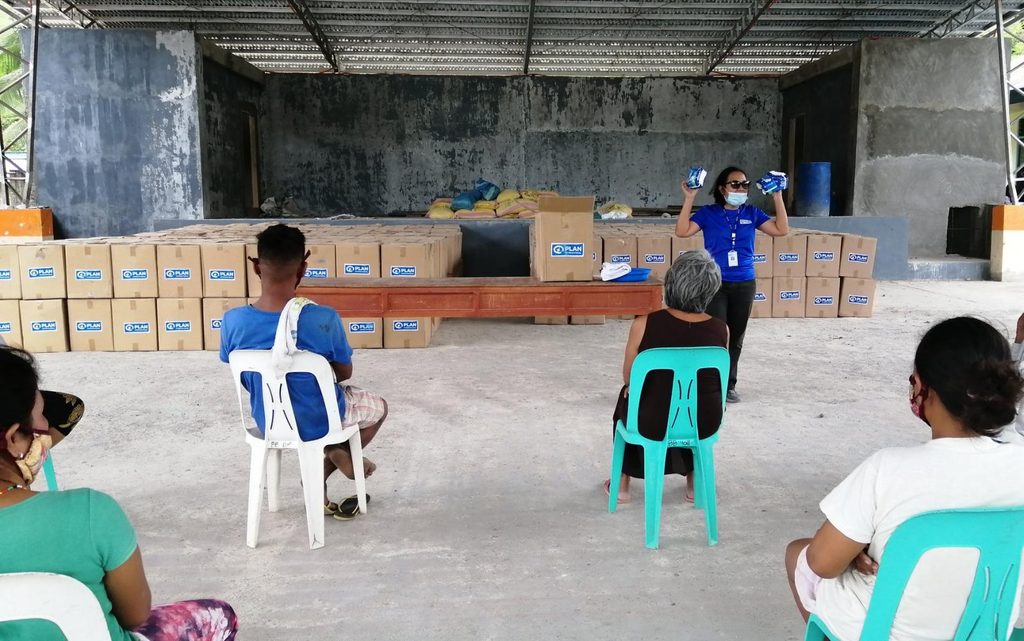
[297,277,663,318]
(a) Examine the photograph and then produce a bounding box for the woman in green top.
[0,346,238,641]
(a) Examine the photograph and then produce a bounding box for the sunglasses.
[723,180,750,190]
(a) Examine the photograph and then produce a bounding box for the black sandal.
[333,494,371,521]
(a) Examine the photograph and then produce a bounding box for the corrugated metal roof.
[9,0,1024,75]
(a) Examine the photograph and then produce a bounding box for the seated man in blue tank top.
[219,224,388,520]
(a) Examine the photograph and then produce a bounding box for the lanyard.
[726,209,741,250]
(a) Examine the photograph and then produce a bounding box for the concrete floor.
[33,280,1024,641]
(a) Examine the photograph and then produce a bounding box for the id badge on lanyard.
[727,212,740,267]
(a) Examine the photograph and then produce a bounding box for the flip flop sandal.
[333,494,371,521]
[603,479,631,505]
[323,501,340,516]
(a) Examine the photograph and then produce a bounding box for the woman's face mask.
[15,432,51,485]
[725,192,748,207]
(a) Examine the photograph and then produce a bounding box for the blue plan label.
[550,242,585,257]
[349,322,376,334]
[344,264,371,275]
[392,320,419,331]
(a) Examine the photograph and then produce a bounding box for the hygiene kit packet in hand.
[687,167,707,190]
[757,171,788,195]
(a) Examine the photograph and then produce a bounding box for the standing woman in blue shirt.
[675,166,790,403]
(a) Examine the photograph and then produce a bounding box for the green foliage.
[0,15,25,152]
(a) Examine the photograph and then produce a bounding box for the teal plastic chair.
[42,456,57,491]
[608,346,729,549]
[806,507,1024,641]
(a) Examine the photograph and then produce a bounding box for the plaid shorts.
[340,384,387,429]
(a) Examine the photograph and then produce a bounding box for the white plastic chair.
[229,349,367,550]
[0,572,112,640]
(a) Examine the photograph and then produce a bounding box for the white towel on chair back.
[271,297,315,379]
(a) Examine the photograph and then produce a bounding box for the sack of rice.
[496,189,520,204]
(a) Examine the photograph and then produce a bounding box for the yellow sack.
[496,189,520,204]
[428,205,455,219]
[474,200,498,210]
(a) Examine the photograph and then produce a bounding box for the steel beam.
[920,0,993,37]
[522,0,536,74]
[284,0,339,71]
[702,0,776,74]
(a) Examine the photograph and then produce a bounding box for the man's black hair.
[256,224,306,266]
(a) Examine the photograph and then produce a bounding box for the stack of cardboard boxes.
[528,212,879,324]
[0,223,462,353]
[750,231,877,319]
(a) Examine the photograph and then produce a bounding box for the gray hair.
[664,250,722,313]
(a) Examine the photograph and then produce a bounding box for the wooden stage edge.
[297,277,664,318]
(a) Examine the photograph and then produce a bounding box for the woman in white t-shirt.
[785,316,1024,641]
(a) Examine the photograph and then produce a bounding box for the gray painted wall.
[33,30,204,238]
[200,58,262,218]
[851,39,1005,256]
[260,75,781,216]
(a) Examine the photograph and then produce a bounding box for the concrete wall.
[199,57,262,218]
[260,75,781,216]
[33,30,204,237]
[781,62,856,216]
[851,39,1005,256]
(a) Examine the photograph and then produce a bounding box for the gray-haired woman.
[604,250,729,505]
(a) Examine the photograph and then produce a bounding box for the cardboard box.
[381,242,435,279]
[773,234,808,278]
[383,317,432,348]
[65,244,113,299]
[157,298,203,351]
[751,278,772,319]
[201,243,246,298]
[302,244,336,284]
[203,298,246,352]
[245,244,261,297]
[0,299,22,346]
[0,245,20,299]
[805,234,843,278]
[18,244,66,300]
[111,298,158,352]
[637,236,672,279]
[532,196,595,282]
[840,235,878,279]
[754,233,773,279]
[534,316,568,325]
[343,317,383,349]
[111,244,158,298]
[18,299,67,353]
[570,315,606,325]
[337,241,381,279]
[839,278,877,318]
[591,234,603,278]
[602,235,638,268]
[67,299,114,351]
[772,277,806,318]
[805,278,841,319]
[671,234,704,260]
[157,245,203,298]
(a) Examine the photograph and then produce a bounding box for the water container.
[795,162,831,217]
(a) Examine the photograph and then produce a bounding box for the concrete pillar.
[991,205,1024,281]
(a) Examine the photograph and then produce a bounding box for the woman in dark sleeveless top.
[606,250,728,505]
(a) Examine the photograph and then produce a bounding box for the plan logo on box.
[74,269,103,281]
[610,254,631,264]
[305,268,328,279]
[753,254,767,264]
[550,242,585,257]
[344,263,371,275]
[208,269,235,281]
[778,253,800,263]
[813,252,835,261]
[390,266,417,277]
[779,290,801,301]
[164,320,191,332]
[848,295,869,305]
[75,321,103,332]
[753,292,766,302]
[0,269,12,281]
[0,322,11,333]
[210,318,223,330]
[27,267,55,279]
[124,322,150,334]
[121,268,149,281]
[392,320,419,331]
[813,296,834,306]
[848,253,869,264]
[31,320,57,332]
[164,268,191,280]
[349,322,376,334]
[644,254,666,264]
